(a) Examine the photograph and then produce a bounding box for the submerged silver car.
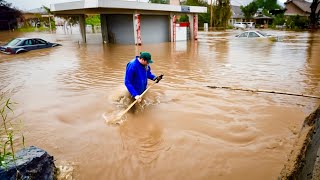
[235,30,273,38]
[0,38,61,55]
[235,30,280,41]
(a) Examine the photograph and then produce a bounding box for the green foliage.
[149,0,169,4]
[42,5,52,14]
[181,0,211,27]
[212,0,232,28]
[262,9,272,17]
[254,0,281,17]
[286,15,309,30]
[179,15,189,22]
[241,0,282,19]
[17,26,51,32]
[85,15,100,26]
[182,0,231,28]
[272,14,285,26]
[241,1,259,20]
[182,0,207,6]
[255,0,281,10]
[0,92,24,169]
[85,15,100,33]
[198,8,210,27]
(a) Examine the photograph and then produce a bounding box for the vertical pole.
[79,14,86,43]
[49,15,52,33]
[210,0,213,30]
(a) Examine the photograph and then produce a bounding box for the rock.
[0,146,56,180]
[280,105,320,179]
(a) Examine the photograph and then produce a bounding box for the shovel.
[103,74,163,124]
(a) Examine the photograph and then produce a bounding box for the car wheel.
[52,44,61,47]
[16,51,25,54]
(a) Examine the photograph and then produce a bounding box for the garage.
[106,14,135,44]
[140,15,169,44]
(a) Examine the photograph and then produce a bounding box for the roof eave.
[51,0,207,14]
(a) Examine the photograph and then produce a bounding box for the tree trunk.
[210,0,213,29]
[92,25,95,33]
[310,0,319,30]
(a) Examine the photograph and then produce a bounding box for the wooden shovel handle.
[118,81,157,117]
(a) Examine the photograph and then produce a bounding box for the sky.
[7,0,287,11]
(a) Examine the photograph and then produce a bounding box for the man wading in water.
[124,52,163,105]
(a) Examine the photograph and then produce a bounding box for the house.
[229,5,244,25]
[254,8,273,28]
[229,6,272,28]
[284,0,319,16]
[20,7,50,28]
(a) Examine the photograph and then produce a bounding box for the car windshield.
[257,31,267,37]
[6,39,21,46]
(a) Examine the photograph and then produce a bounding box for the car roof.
[14,38,29,40]
[242,31,260,33]
[14,38,44,40]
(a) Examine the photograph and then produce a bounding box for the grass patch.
[17,27,51,32]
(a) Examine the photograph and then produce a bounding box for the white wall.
[176,25,187,41]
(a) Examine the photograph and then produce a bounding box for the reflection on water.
[0,29,319,180]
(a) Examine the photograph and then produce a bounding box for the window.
[23,40,34,45]
[257,31,267,37]
[239,32,248,37]
[36,39,47,45]
[248,32,260,38]
[6,39,21,46]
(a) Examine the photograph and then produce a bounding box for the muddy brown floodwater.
[0,29,319,180]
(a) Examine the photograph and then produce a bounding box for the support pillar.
[193,14,198,40]
[188,14,198,41]
[170,13,177,42]
[100,14,108,43]
[188,14,194,41]
[133,12,142,45]
[79,14,86,43]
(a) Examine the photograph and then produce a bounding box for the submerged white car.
[235,30,273,38]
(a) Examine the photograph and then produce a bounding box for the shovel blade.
[103,112,124,125]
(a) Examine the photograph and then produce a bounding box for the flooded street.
[0,29,319,179]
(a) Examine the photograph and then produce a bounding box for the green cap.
[140,52,153,64]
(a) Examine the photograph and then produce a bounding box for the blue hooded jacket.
[125,56,156,97]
